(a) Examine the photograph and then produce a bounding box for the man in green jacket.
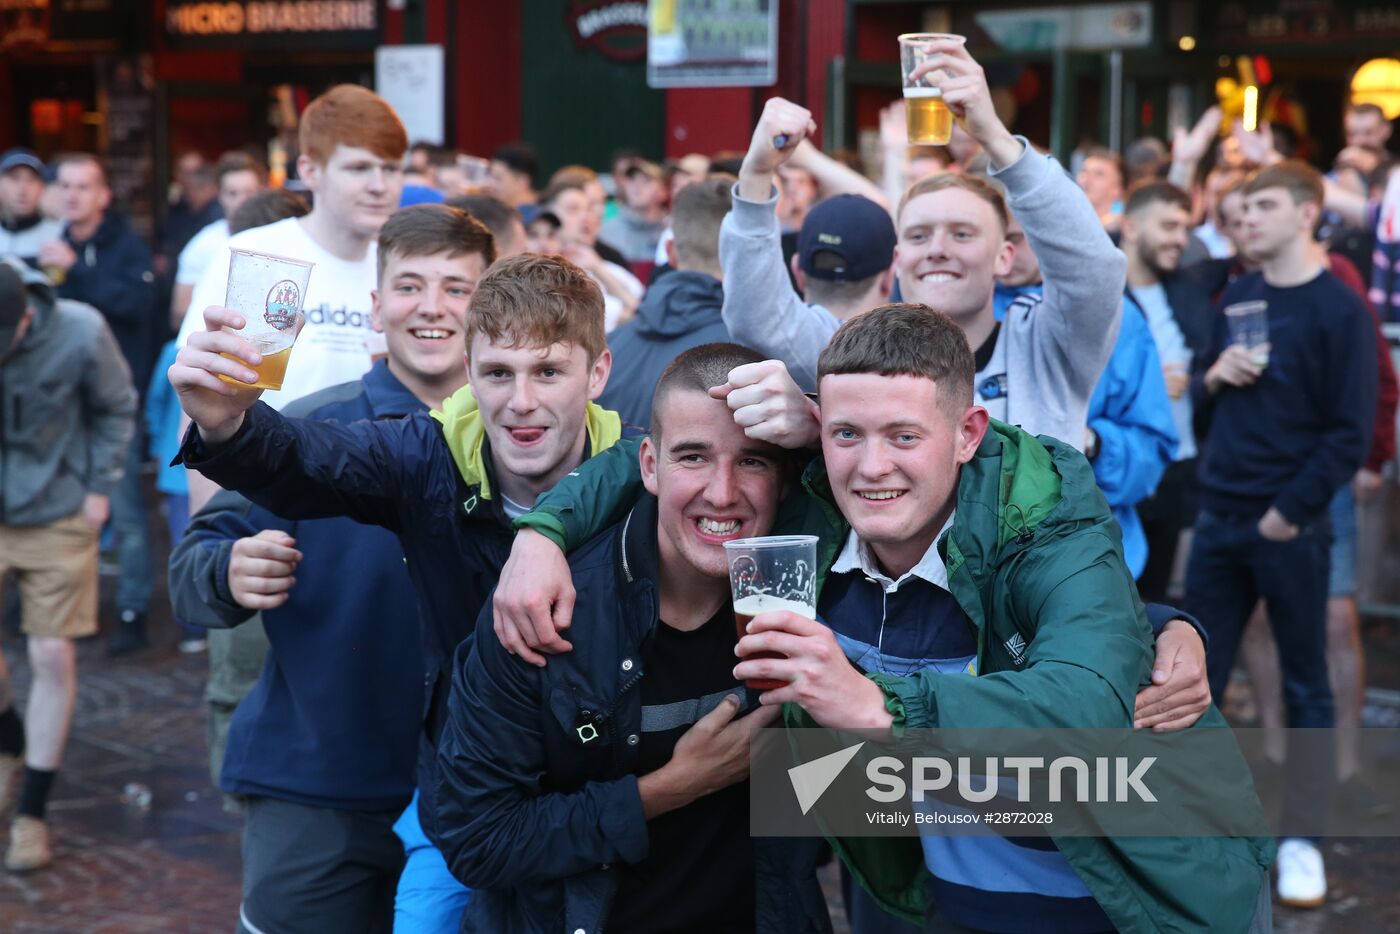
[495,307,1271,931]
[727,305,1273,933]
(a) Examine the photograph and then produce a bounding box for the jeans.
[111,436,153,614]
[1135,458,1196,603]
[1185,508,1334,830]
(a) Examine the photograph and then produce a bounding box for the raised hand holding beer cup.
[905,35,1024,169]
[169,250,312,445]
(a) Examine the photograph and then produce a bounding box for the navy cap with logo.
[0,148,45,177]
[797,194,897,282]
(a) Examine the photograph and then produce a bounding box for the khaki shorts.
[0,512,99,639]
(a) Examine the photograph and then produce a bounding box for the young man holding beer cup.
[434,343,833,933]
[492,309,1271,933]
[168,252,631,932]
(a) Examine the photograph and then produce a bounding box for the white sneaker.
[1276,838,1327,908]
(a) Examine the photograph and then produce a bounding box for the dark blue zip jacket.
[175,395,518,841]
[59,211,157,390]
[435,495,831,934]
[598,269,729,428]
[168,360,426,811]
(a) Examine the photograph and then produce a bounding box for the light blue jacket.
[145,340,188,497]
[995,284,1177,576]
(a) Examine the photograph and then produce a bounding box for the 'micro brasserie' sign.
[165,0,377,49]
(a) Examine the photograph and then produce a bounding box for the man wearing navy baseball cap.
[794,194,896,305]
[0,149,63,268]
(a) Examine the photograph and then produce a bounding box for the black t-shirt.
[607,606,756,933]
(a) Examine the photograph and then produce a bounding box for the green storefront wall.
[520,4,667,176]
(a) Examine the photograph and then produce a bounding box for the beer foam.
[903,86,944,99]
[733,594,815,619]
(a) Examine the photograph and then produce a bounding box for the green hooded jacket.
[517,420,1274,933]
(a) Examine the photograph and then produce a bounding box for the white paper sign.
[375,44,445,145]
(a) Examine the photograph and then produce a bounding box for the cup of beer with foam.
[217,248,314,392]
[899,33,966,146]
[724,535,819,691]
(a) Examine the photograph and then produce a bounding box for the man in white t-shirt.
[170,152,265,331]
[179,85,407,412]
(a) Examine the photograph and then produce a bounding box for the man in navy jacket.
[436,343,829,933]
[169,205,495,933]
[40,154,158,653]
[172,248,625,932]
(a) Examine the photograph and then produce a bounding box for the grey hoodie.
[719,138,1125,448]
[0,258,136,526]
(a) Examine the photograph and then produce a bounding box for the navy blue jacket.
[176,396,518,840]
[169,361,425,811]
[435,496,830,934]
[599,269,730,428]
[59,211,157,389]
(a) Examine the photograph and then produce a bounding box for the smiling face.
[468,334,610,504]
[819,372,986,578]
[372,249,486,405]
[895,187,1013,324]
[300,144,404,241]
[642,388,787,581]
[1126,199,1190,276]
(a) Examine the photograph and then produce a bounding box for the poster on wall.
[647,0,777,88]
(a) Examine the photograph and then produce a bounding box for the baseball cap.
[797,194,897,282]
[519,204,561,229]
[0,148,45,177]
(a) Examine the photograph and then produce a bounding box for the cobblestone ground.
[0,490,1398,931]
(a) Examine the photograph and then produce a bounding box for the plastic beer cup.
[725,535,819,692]
[899,33,966,146]
[217,248,314,392]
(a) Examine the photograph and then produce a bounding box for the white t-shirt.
[176,218,230,286]
[596,259,644,334]
[178,217,377,410]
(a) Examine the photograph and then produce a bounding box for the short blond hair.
[467,253,605,361]
[896,172,1009,233]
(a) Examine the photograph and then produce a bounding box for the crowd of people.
[0,37,1395,933]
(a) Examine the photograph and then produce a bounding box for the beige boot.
[6,815,52,871]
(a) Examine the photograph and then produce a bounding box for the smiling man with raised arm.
[722,39,1124,447]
